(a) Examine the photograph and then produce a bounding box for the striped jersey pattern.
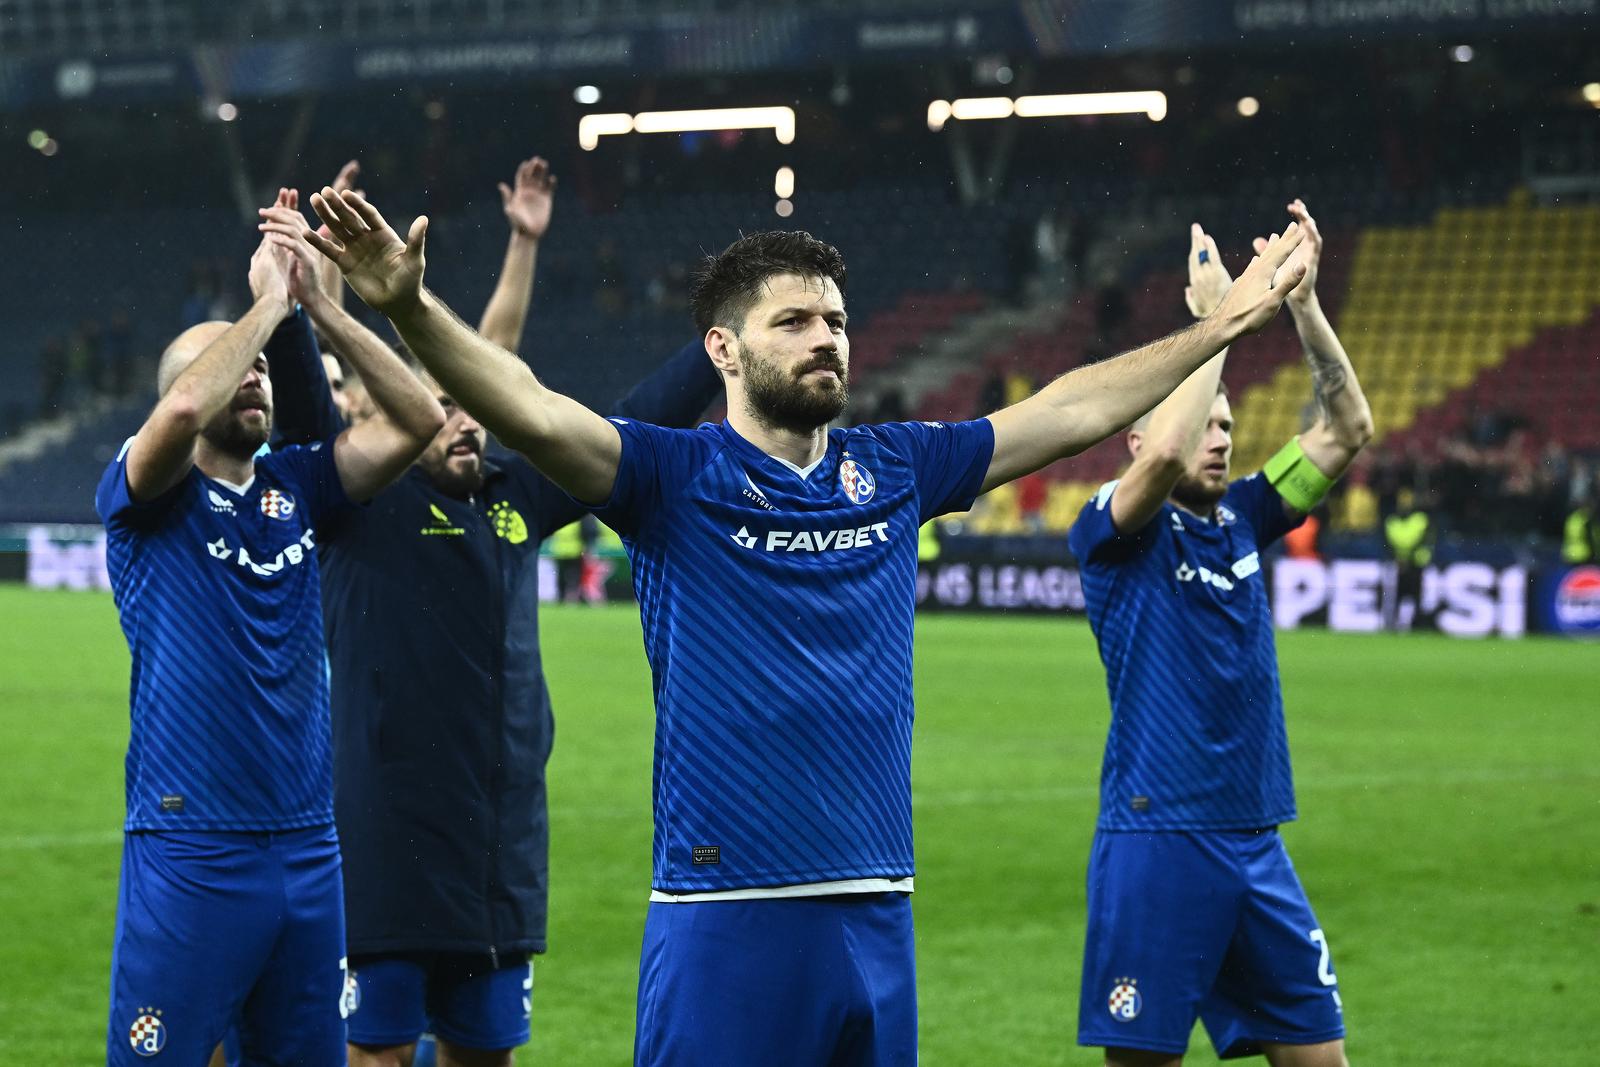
[593,418,994,893]
[96,437,350,831]
[1069,473,1305,831]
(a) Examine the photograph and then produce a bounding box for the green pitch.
[1,586,1595,1064]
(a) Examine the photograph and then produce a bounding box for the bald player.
[96,227,443,1065]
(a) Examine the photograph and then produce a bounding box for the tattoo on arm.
[1308,352,1347,419]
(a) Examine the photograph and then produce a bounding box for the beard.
[421,451,485,498]
[200,404,272,459]
[741,343,849,435]
[418,426,487,499]
[1171,468,1228,513]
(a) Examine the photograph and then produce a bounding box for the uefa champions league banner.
[914,556,1541,638]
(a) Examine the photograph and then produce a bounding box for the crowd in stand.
[1354,409,1598,545]
[35,311,139,419]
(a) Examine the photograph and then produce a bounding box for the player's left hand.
[300,188,428,316]
[499,156,556,240]
[1185,222,1233,320]
[1254,198,1321,306]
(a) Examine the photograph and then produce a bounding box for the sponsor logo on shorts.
[1108,978,1142,1022]
[128,1008,167,1056]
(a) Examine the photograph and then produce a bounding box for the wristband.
[1262,436,1333,512]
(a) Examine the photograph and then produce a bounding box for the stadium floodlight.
[1584,82,1600,105]
[574,85,602,105]
[1236,95,1261,118]
[951,97,1015,122]
[581,106,797,151]
[578,113,635,150]
[1014,91,1167,122]
[927,90,1168,131]
[775,166,795,199]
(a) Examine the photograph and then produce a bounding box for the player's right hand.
[258,204,329,314]
[302,188,428,316]
[1208,221,1306,338]
[247,232,294,319]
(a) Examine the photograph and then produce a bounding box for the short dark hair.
[689,231,847,335]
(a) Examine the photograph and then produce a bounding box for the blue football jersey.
[1068,473,1305,831]
[592,418,994,893]
[96,437,351,831]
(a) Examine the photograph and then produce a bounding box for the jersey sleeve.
[264,437,353,528]
[583,419,710,538]
[867,419,996,523]
[1067,480,1159,565]
[1226,472,1307,547]
[266,308,345,448]
[95,438,185,528]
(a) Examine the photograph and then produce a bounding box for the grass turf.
[1,586,1595,1064]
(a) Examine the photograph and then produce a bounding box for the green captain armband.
[1262,437,1334,512]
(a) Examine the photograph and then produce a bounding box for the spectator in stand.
[179,260,232,329]
[38,335,67,419]
[1095,275,1130,354]
[1017,471,1048,533]
[104,311,137,398]
[64,320,102,407]
[595,239,626,316]
[871,386,908,424]
[1385,488,1434,630]
[976,369,1006,419]
[1283,502,1327,559]
[1563,473,1599,564]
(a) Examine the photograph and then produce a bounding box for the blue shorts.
[1077,829,1345,1059]
[636,892,916,1067]
[106,825,346,1066]
[345,952,535,1051]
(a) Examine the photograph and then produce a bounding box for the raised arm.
[1265,200,1374,495]
[125,241,293,500]
[478,155,556,353]
[261,204,445,502]
[1108,224,1234,533]
[981,222,1308,493]
[314,161,361,313]
[261,188,345,448]
[295,187,621,503]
